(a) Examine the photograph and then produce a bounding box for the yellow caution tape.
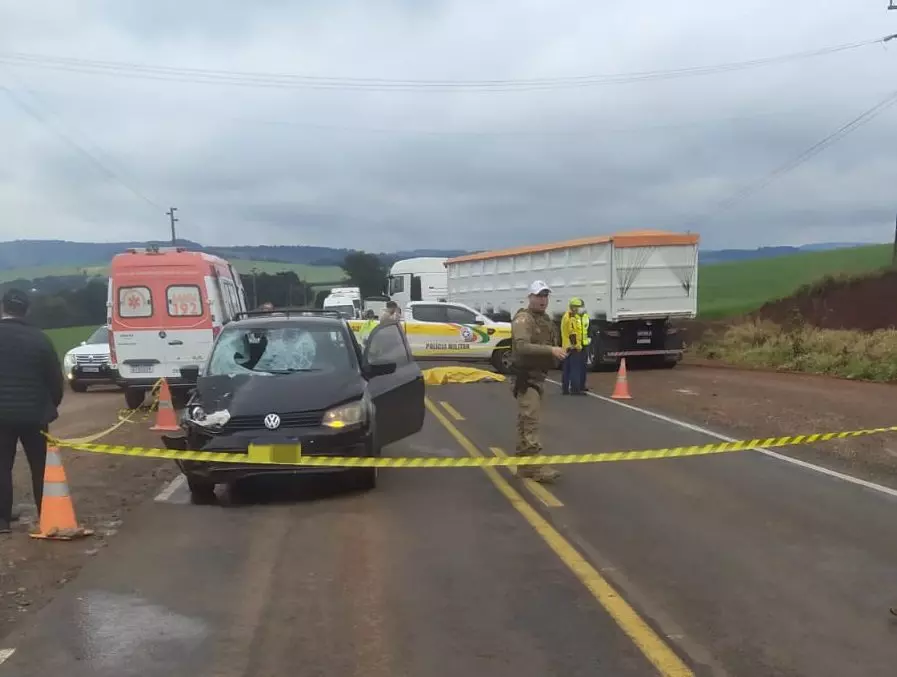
[49,425,897,468]
[50,379,164,446]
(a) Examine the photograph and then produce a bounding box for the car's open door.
[363,322,425,446]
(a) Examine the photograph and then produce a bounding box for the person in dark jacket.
[0,289,63,533]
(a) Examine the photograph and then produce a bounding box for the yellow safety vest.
[560,311,588,350]
[359,319,377,342]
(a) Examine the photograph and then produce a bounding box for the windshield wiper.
[266,368,322,374]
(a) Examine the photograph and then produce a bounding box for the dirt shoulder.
[584,364,897,489]
[0,389,177,642]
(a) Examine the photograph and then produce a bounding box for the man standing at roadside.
[560,297,588,395]
[0,289,63,534]
[511,281,567,483]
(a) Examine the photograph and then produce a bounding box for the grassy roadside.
[694,320,897,382]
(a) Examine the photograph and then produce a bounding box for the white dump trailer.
[444,230,699,369]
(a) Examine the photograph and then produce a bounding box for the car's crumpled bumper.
[165,425,374,482]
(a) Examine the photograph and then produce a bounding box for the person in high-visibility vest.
[560,297,588,395]
[578,302,591,393]
[358,310,378,346]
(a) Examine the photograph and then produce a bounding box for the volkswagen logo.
[264,413,281,430]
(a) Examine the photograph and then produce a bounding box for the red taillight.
[109,332,117,366]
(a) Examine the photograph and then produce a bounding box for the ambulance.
[108,247,249,409]
[349,300,513,373]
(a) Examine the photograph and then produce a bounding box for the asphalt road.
[2,377,897,676]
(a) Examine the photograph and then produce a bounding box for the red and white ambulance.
[108,247,249,409]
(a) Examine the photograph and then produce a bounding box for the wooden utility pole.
[892,212,897,266]
[166,207,179,246]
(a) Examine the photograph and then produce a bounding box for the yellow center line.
[424,397,693,677]
[438,401,466,421]
[489,446,564,508]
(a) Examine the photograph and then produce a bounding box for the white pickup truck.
[349,300,514,373]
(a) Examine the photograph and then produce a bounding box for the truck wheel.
[69,381,88,393]
[588,343,604,372]
[124,388,145,410]
[491,343,513,374]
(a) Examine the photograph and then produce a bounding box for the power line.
[0,35,890,93]
[0,81,165,213]
[679,88,897,230]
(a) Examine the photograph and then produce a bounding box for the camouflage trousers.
[513,380,543,455]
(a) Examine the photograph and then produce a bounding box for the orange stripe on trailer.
[612,230,699,248]
[445,229,699,264]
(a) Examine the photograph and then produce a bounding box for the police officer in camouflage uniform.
[510,280,568,483]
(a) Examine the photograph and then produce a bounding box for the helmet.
[569,297,583,307]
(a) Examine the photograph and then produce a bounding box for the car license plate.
[81,366,99,373]
[637,338,651,344]
[130,365,154,374]
[247,443,303,465]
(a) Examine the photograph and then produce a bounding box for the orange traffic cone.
[30,447,93,540]
[610,358,632,400]
[151,378,180,432]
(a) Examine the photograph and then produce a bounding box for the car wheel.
[124,388,145,410]
[355,468,378,490]
[491,343,513,374]
[186,476,217,505]
[69,381,88,393]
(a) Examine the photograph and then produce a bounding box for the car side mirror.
[80,340,86,346]
[474,316,486,325]
[180,365,200,384]
[364,361,397,378]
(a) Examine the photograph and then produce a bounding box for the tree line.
[0,251,389,330]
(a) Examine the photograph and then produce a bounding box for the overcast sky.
[0,0,895,252]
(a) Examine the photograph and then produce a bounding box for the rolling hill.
[0,260,347,286]
[0,239,468,271]
[698,244,893,319]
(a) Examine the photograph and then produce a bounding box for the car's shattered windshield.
[208,325,352,376]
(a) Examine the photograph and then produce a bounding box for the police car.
[349,301,514,373]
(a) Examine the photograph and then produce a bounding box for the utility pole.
[166,207,178,246]
[892,212,897,266]
[251,267,259,308]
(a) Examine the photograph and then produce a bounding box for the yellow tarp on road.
[422,366,506,385]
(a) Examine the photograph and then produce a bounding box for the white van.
[108,247,249,409]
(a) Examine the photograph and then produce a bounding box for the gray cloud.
[0,0,895,252]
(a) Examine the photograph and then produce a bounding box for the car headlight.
[63,352,76,370]
[186,405,231,430]
[322,400,366,429]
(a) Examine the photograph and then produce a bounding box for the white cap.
[528,280,551,295]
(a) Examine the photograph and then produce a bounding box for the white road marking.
[0,649,14,665]
[547,378,897,499]
[154,475,186,503]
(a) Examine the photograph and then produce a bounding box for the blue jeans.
[562,349,586,393]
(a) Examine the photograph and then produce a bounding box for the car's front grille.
[75,354,109,365]
[224,410,325,431]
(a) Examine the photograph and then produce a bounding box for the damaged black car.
[163,310,425,504]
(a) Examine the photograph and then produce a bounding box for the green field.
[698,244,892,319]
[0,260,346,285]
[46,325,96,359]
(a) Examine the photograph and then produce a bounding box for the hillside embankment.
[689,268,897,381]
